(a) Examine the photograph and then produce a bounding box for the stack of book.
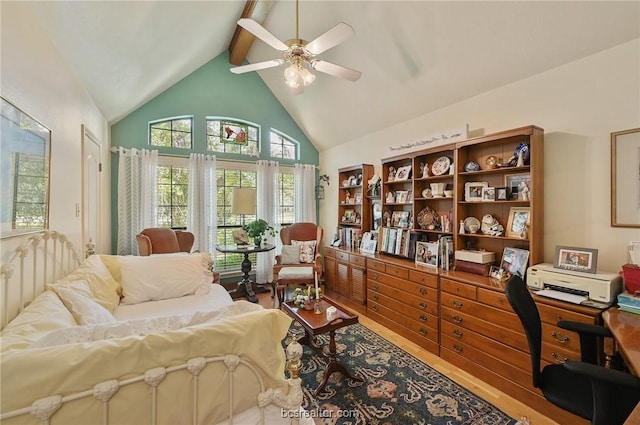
[617,291,640,315]
[453,249,496,276]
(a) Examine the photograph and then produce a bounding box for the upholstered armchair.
[136,228,194,256]
[136,227,219,283]
[272,222,323,304]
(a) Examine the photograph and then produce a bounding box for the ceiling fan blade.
[230,59,284,74]
[305,23,355,55]
[237,18,289,51]
[311,60,361,81]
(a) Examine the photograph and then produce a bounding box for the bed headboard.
[0,230,81,329]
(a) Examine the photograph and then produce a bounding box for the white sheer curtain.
[294,163,317,223]
[256,160,280,283]
[188,154,217,254]
[117,148,158,255]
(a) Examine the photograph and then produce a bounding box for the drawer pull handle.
[453,329,463,338]
[373,284,379,291]
[453,344,463,353]
[372,305,379,312]
[452,315,463,323]
[551,332,570,344]
[419,302,427,309]
[419,314,428,322]
[372,274,379,280]
[373,294,379,301]
[453,300,463,308]
[419,328,428,336]
[419,288,427,295]
[551,352,568,363]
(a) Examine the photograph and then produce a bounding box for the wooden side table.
[281,298,364,396]
[216,244,275,303]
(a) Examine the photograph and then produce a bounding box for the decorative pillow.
[291,240,317,264]
[49,255,121,311]
[1,291,77,352]
[118,253,213,305]
[56,285,117,325]
[280,245,301,265]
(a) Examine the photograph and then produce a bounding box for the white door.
[82,125,101,255]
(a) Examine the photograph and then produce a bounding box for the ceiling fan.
[230,0,361,95]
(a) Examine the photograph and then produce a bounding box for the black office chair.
[505,275,640,425]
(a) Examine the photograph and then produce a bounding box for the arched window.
[149,116,193,148]
[270,129,298,160]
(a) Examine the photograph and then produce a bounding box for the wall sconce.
[316,174,330,200]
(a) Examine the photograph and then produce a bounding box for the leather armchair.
[272,222,323,304]
[136,228,194,256]
[136,227,219,283]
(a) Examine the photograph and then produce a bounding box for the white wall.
[319,39,640,273]
[1,2,110,261]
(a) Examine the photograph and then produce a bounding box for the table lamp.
[231,188,256,245]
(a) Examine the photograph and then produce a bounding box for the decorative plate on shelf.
[417,207,438,230]
[421,188,432,198]
[463,216,481,233]
[431,156,451,176]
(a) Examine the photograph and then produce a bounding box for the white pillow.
[280,245,301,265]
[119,253,213,305]
[56,286,116,325]
[291,240,317,264]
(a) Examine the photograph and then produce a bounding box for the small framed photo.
[482,187,496,201]
[500,247,530,278]
[554,246,598,274]
[496,187,508,201]
[465,181,488,202]
[386,190,396,204]
[354,193,363,204]
[489,265,506,282]
[506,207,530,238]
[397,190,409,203]
[504,173,531,200]
[415,241,439,268]
[344,209,356,223]
[395,165,412,181]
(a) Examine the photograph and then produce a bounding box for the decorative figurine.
[388,166,396,182]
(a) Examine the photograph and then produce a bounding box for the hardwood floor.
[255,291,559,425]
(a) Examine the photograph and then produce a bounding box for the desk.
[603,308,640,425]
[216,244,275,303]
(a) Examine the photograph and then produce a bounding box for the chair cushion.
[280,245,301,264]
[291,240,317,263]
[278,267,314,279]
[540,363,593,420]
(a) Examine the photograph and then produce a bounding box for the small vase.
[304,301,314,311]
[253,236,262,247]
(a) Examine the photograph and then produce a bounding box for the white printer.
[526,263,623,306]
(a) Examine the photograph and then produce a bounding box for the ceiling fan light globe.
[299,67,316,86]
[284,64,298,81]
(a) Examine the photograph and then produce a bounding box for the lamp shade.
[231,188,256,215]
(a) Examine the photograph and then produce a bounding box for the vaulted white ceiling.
[26,1,640,151]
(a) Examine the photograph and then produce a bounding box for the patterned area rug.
[287,322,520,425]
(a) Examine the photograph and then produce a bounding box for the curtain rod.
[110,146,319,168]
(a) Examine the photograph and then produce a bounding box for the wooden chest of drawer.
[441,278,477,299]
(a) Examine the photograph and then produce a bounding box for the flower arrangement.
[291,286,323,309]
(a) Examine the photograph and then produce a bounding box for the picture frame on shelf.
[554,246,598,274]
[385,191,395,204]
[348,175,358,186]
[372,200,382,230]
[500,247,530,278]
[482,187,496,201]
[354,193,362,204]
[464,181,488,202]
[415,241,439,268]
[504,173,531,200]
[396,190,409,203]
[343,209,356,223]
[506,207,530,238]
[395,165,412,181]
[496,187,508,201]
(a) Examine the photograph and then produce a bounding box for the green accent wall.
[110,51,319,252]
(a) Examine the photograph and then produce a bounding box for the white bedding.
[113,283,233,321]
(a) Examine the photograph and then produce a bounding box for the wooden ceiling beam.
[228,0,275,66]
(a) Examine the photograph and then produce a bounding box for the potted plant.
[244,219,276,246]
